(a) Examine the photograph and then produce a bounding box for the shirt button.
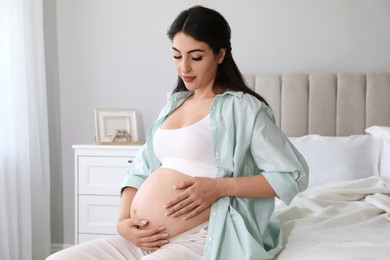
[212,212,217,216]
[208,237,213,241]
[216,152,220,156]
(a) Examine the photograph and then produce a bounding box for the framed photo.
[94,108,141,144]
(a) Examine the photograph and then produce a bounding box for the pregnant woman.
[47,5,308,260]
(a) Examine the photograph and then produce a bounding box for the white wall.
[50,0,390,244]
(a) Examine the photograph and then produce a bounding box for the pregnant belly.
[130,168,210,238]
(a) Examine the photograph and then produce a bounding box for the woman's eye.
[173,56,202,61]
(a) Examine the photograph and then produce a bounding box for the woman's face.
[172,32,225,93]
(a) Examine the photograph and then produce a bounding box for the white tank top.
[153,115,217,178]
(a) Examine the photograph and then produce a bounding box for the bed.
[245,73,390,259]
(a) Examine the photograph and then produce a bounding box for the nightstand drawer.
[74,144,142,244]
[78,156,130,195]
[78,195,121,234]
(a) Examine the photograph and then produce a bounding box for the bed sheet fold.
[273,176,390,260]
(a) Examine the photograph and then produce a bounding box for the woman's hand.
[164,177,221,220]
[116,218,168,251]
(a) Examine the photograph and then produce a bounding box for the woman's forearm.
[216,174,276,198]
[118,186,137,222]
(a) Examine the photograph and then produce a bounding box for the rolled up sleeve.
[121,144,150,193]
[251,107,309,205]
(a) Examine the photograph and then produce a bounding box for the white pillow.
[365,126,390,177]
[289,135,380,184]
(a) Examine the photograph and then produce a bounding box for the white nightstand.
[73,144,143,244]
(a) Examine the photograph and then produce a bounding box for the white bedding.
[273,176,390,260]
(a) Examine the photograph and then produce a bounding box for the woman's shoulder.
[221,91,267,109]
[222,91,275,122]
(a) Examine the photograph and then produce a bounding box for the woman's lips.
[182,76,196,83]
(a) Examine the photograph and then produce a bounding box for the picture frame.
[94,108,142,144]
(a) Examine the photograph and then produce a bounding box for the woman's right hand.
[116,218,169,251]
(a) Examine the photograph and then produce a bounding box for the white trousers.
[46,222,208,260]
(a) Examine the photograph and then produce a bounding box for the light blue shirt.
[122,91,309,260]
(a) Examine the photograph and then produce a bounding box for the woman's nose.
[181,58,191,74]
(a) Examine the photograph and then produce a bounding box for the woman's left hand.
[164,177,221,220]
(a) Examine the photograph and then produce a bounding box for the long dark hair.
[167,5,268,105]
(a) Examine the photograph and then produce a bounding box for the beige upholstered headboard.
[245,73,390,137]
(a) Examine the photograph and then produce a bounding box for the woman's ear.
[217,48,226,64]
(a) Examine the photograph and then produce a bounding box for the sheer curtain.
[0,0,51,259]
